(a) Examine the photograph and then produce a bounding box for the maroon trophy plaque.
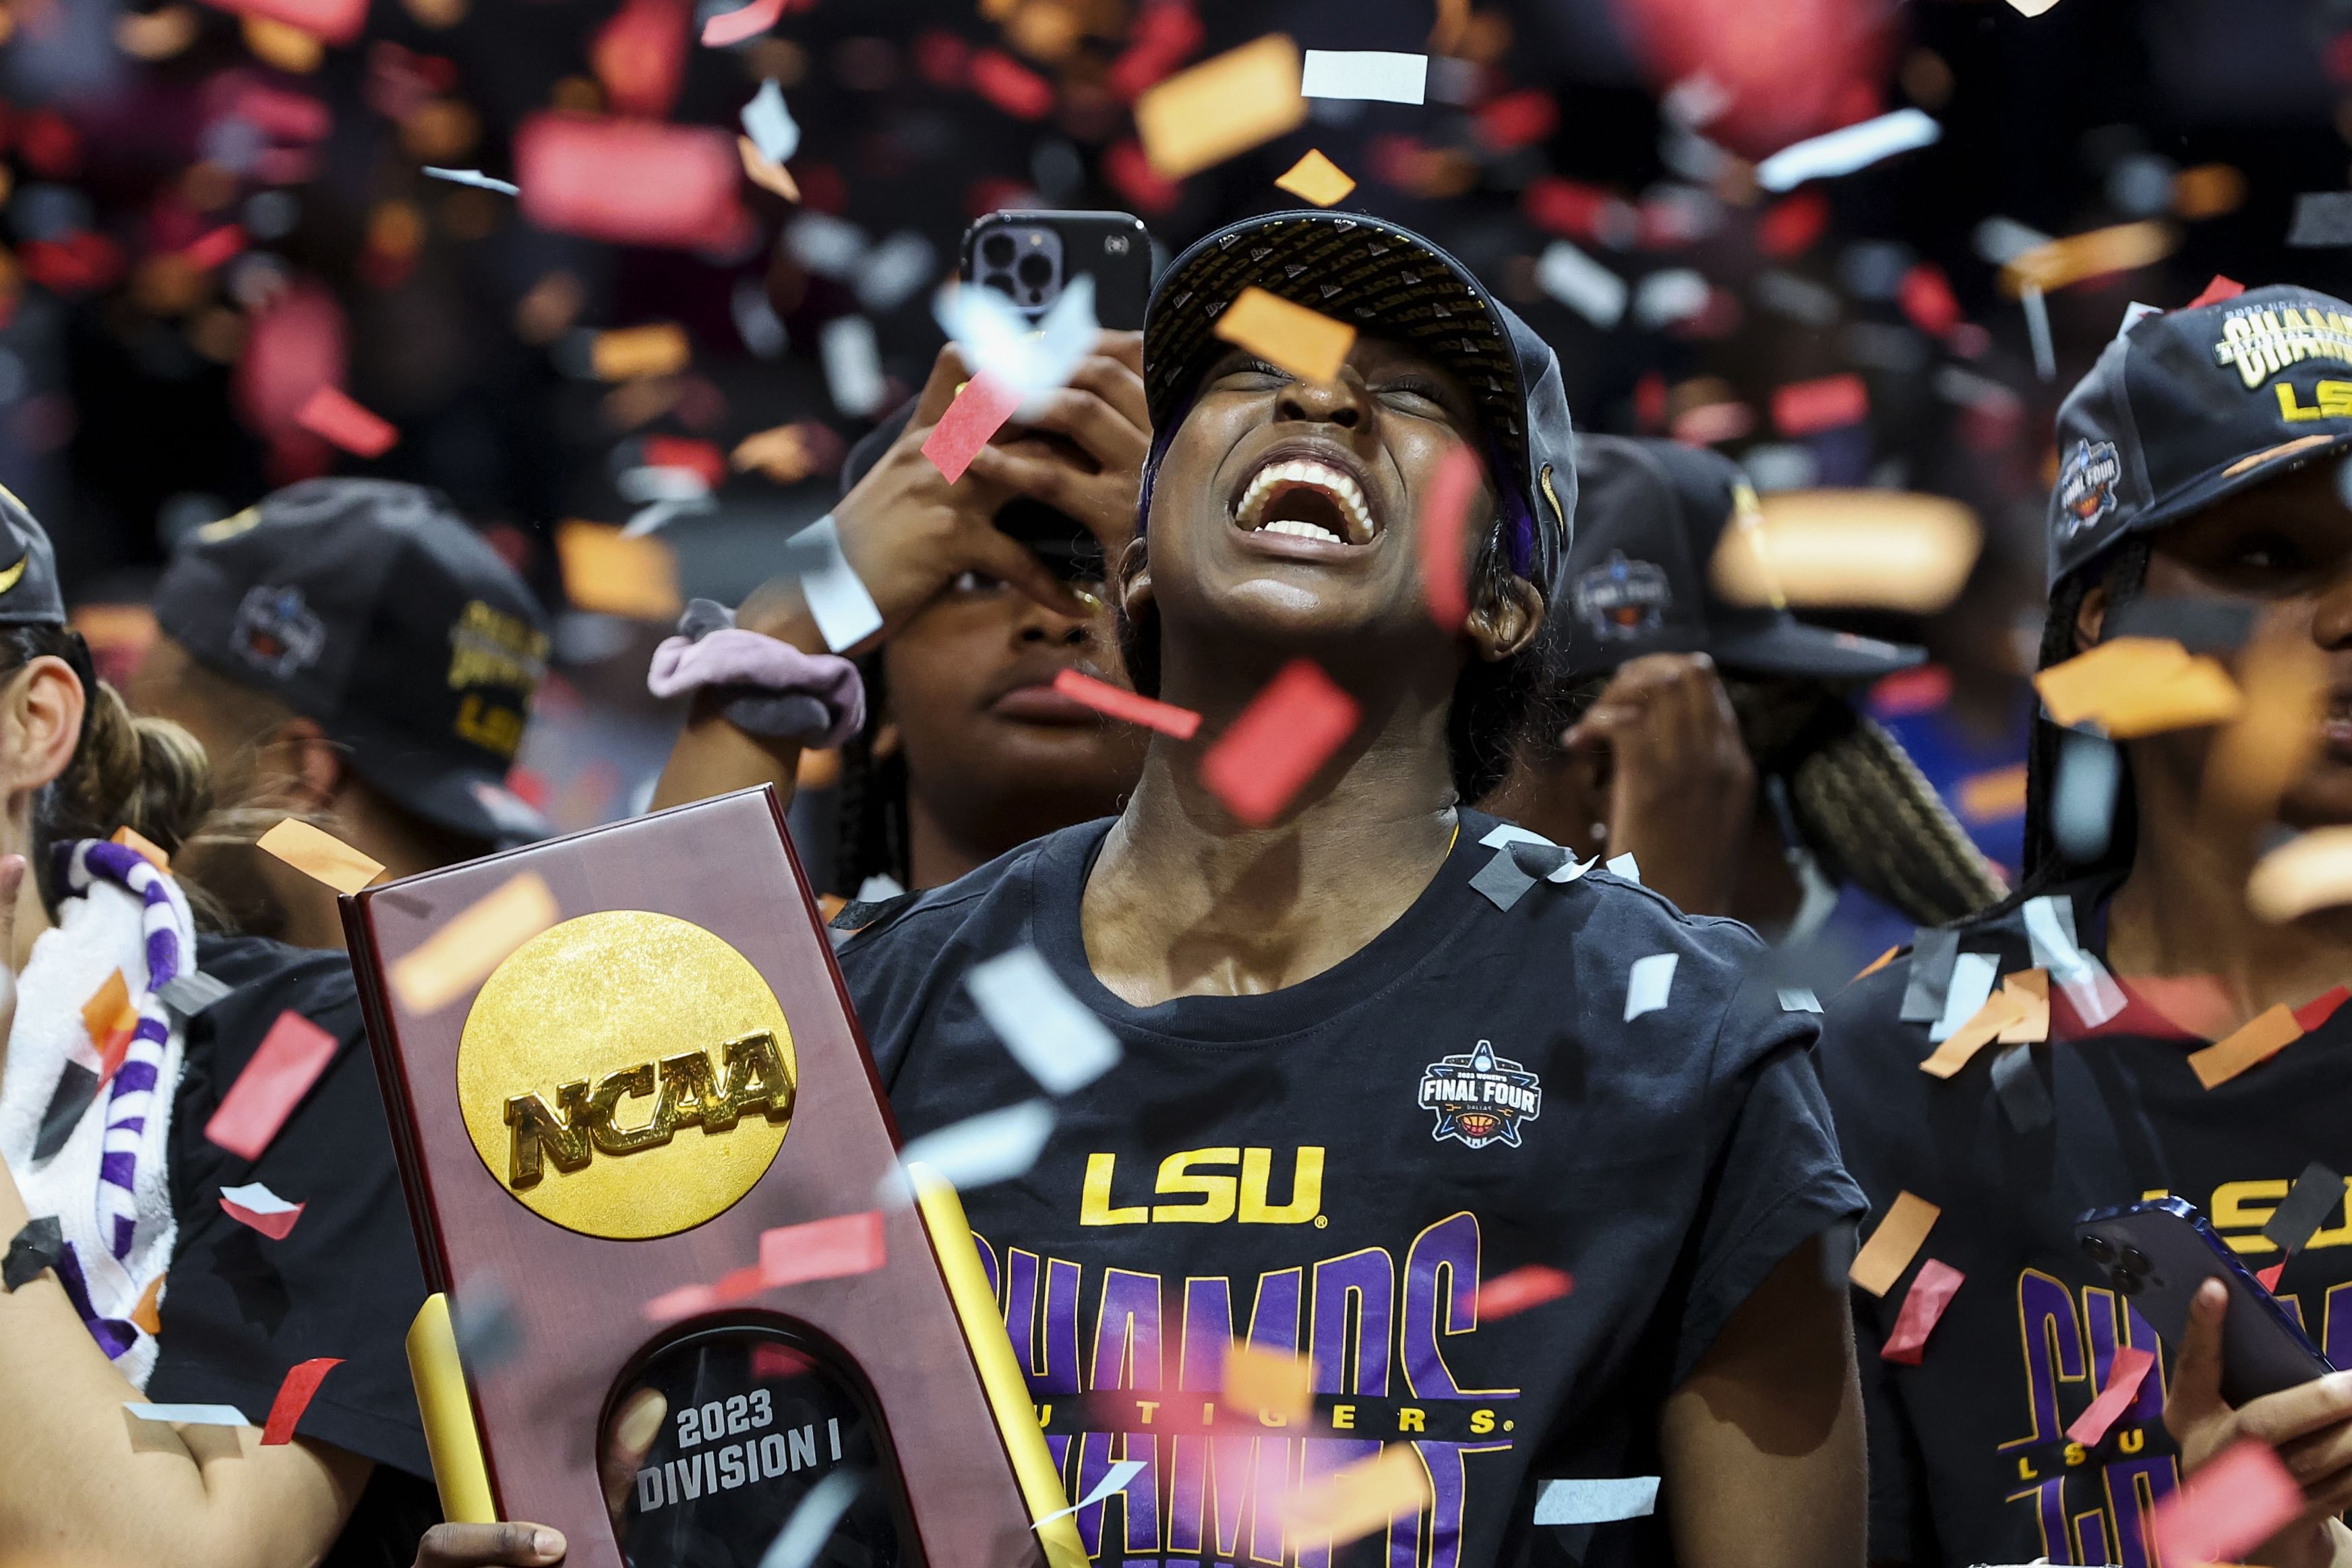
[342,786,1080,1568]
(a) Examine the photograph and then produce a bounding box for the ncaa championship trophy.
[341,787,1081,1568]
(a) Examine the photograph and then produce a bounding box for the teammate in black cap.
[1483,434,2003,938]
[441,211,1866,1568]
[1819,283,2352,1568]
[127,479,549,949]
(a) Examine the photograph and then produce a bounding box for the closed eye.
[950,570,1004,593]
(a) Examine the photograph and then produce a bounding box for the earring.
[1590,823,1608,843]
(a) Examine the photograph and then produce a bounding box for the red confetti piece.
[181,225,247,272]
[922,371,1024,483]
[295,386,397,458]
[514,114,742,250]
[642,1281,719,1323]
[2258,1260,2288,1292]
[1106,3,1203,100]
[260,1358,344,1445]
[1418,442,1481,631]
[220,1186,307,1241]
[1051,669,1203,740]
[2152,1437,2302,1568]
[753,1343,815,1379]
[759,1211,886,1290]
[1104,140,1184,218]
[1898,264,1960,338]
[1868,663,1954,719]
[200,0,367,46]
[2186,274,2245,309]
[1756,191,1831,259]
[2064,1345,2154,1445]
[1521,175,1621,241]
[700,0,782,47]
[204,1011,340,1162]
[1474,89,1559,153]
[639,434,727,490]
[969,49,1055,120]
[2294,985,2349,1032]
[1772,373,1869,438]
[1477,1265,1574,1320]
[1199,659,1360,826]
[231,83,332,142]
[20,232,124,295]
[1878,1258,1964,1365]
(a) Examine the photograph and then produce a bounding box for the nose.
[1275,368,1371,431]
[1013,593,1097,649]
[2316,566,2352,651]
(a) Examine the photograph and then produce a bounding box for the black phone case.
[2076,1197,2332,1406]
[959,210,1153,332]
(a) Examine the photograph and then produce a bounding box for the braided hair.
[828,650,909,897]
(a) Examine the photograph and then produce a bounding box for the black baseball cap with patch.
[1552,435,1921,682]
[1142,210,1577,595]
[2049,282,2352,587]
[154,480,551,847]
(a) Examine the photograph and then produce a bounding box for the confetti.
[220,1181,305,1240]
[110,825,170,870]
[1958,764,2028,824]
[935,274,1099,398]
[1418,442,1482,631]
[1606,851,1641,883]
[2188,274,2246,308]
[819,315,888,419]
[701,0,782,47]
[855,233,936,313]
[1850,1190,1940,1296]
[125,1402,249,1427]
[1710,490,1980,614]
[1855,946,1900,982]
[2289,191,2352,248]
[1779,988,1823,1013]
[591,324,690,382]
[1624,954,1677,1021]
[1771,373,1869,437]
[1478,1264,1574,1319]
[738,136,801,202]
[758,1469,860,1568]
[295,386,397,459]
[922,373,1025,483]
[2296,986,2350,1031]
[260,1358,342,1445]
[2248,826,2352,923]
[2022,284,2055,381]
[1135,34,1310,181]
[2006,0,2063,13]
[556,522,683,620]
[423,167,519,195]
[741,79,800,163]
[1928,952,1999,1044]
[891,1099,1056,1199]
[2188,1004,2303,1090]
[255,818,384,894]
[1300,49,1428,104]
[1036,1459,1147,1527]
[1532,1476,1658,1525]
[1214,287,1355,387]
[1221,1344,1314,1424]
[2151,1438,2302,1568]
[966,946,1121,1095]
[390,873,560,1016]
[2034,637,2243,739]
[2022,895,2125,1028]
[1199,659,1360,826]
[1050,670,1203,740]
[1277,1444,1433,1546]
[2000,221,2176,296]
[515,114,740,249]
[82,969,135,1082]
[3,1216,63,1292]
[1998,969,2051,1044]
[1879,1259,1964,1364]
[2262,1162,2345,1254]
[1275,149,1356,207]
[1755,109,1941,193]
[1535,241,1628,328]
[160,970,231,1021]
[783,516,884,653]
[200,0,367,45]
[1917,982,2026,1079]
[181,225,245,271]
[204,1011,340,1162]
[1990,1042,2053,1135]
[759,1211,887,1289]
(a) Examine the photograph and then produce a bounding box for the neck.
[905,795,992,891]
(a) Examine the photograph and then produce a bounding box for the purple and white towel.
[0,841,195,1387]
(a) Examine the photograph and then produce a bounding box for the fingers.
[413,1521,565,1567]
[1006,385,1148,481]
[2236,1370,2352,1450]
[961,443,1139,547]
[2166,1279,2229,1445]
[910,342,975,427]
[1068,350,1150,438]
[1095,329,1144,378]
[601,1387,667,1517]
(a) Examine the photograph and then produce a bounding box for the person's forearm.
[651,699,806,814]
[0,1168,361,1568]
[735,574,831,654]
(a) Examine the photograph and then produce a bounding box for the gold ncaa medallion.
[456,911,796,1239]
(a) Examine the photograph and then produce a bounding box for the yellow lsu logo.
[1080,1147,1325,1227]
[2276,381,2352,422]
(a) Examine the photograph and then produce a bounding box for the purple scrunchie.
[648,625,866,749]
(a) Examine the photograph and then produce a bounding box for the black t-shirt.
[1817,876,2352,1568]
[834,810,1864,1567]
[151,934,439,1568]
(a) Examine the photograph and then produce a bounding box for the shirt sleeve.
[1670,1004,1870,1386]
[149,946,432,1481]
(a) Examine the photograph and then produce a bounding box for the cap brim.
[1710,620,1924,680]
[336,723,549,848]
[2123,430,2352,560]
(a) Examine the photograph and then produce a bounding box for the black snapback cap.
[2050,282,2352,587]
[154,479,551,846]
[1142,210,1577,597]
[1552,435,1921,682]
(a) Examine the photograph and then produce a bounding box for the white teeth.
[1234,458,1377,544]
[1263,518,1342,543]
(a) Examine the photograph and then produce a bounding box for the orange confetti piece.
[389,872,560,1016]
[1220,1344,1313,1426]
[1135,34,1309,180]
[555,521,683,620]
[2187,1004,2303,1090]
[1997,969,2050,1045]
[737,135,801,202]
[1999,220,2175,297]
[130,1273,165,1336]
[82,969,130,1048]
[1274,148,1357,207]
[591,323,690,382]
[1278,1444,1433,1546]
[1957,764,2028,824]
[1854,946,1900,982]
[2034,637,2242,740]
[110,825,170,871]
[1213,287,1356,386]
[1711,491,1980,615]
[1918,986,2028,1079]
[255,817,384,895]
[1849,1190,1939,1297]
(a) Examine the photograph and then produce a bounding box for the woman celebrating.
[0,498,440,1566]
[435,211,1866,1568]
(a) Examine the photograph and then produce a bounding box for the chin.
[2276,774,2352,832]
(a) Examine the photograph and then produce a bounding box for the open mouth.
[1232,458,1378,547]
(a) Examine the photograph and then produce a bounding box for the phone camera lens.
[982,233,1017,267]
[1104,234,1129,255]
[2121,1247,2152,1273]
[982,274,1016,299]
[1017,253,1053,289]
[2113,1268,2144,1296]
[2081,1235,2116,1265]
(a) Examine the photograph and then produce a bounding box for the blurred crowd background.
[8,0,2351,903]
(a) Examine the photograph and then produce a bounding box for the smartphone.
[2076,1197,2334,1406]
[959,210,1153,331]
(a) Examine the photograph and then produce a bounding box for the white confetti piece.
[758,1468,860,1568]
[1929,951,1999,1043]
[1755,109,1941,193]
[934,273,1098,400]
[1625,954,1677,1021]
[1778,988,1822,1013]
[1606,852,1641,884]
[967,946,1120,1095]
[888,1099,1055,1203]
[220,1180,299,1213]
[125,1402,249,1426]
[2117,301,2163,339]
[1633,269,1709,330]
[2022,283,2055,382]
[2022,893,2125,1027]
[787,212,868,280]
[423,167,518,195]
[818,315,886,419]
[1300,49,1428,104]
[783,515,884,652]
[1036,1459,1147,1526]
[1536,241,1627,329]
[855,231,938,315]
[1533,1475,1660,1525]
[740,80,800,164]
